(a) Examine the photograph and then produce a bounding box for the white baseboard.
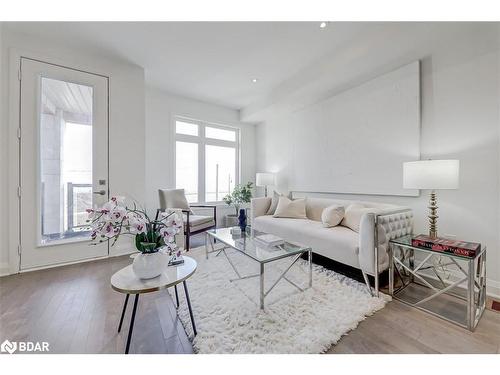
[487,279,500,300]
[0,251,137,277]
[109,249,138,258]
[0,262,10,277]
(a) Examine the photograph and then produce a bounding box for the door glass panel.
[176,141,198,203]
[40,77,93,244]
[205,145,236,202]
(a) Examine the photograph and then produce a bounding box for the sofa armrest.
[251,197,272,221]
[358,208,413,275]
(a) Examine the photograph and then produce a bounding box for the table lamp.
[403,160,459,238]
[256,173,275,197]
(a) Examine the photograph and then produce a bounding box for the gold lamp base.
[428,190,438,239]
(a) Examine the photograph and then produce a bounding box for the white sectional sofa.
[251,196,413,295]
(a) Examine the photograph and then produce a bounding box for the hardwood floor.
[328,300,500,354]
[1,233,499,354]
[0,255,192,354]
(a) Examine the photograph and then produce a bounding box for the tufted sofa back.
[377,211,414,242]
[304,197,407,222]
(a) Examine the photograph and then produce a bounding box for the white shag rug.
[173,245,390,354]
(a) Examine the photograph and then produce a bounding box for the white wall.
[145,87,256,223]
[287,61,420,196]
[256,33,500,297]
[0,23,6,274]
[0,29,146,274]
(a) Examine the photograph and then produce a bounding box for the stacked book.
[411,234,480,258]
[253,234,285,250]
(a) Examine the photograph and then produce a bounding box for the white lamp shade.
[256,172,275,187]
[403,160,459,190]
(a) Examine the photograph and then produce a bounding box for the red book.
[411,235,480,258]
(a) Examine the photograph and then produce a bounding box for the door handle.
[93,190,106,196]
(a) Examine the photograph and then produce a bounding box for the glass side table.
[389,235,486,331]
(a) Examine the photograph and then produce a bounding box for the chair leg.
[362,271,374,297]
[185,233,190,252]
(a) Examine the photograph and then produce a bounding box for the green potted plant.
[222,182,253,227]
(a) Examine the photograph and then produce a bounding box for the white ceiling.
[3,22,388,109]
[4,22,499,119]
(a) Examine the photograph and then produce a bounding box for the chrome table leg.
[467,259,475,331]
[308,249,312,288]
[260,263,265,310]
[205,233,209,259]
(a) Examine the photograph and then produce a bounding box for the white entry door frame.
[7,50,111,273]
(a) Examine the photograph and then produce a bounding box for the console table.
[389,236,486,331]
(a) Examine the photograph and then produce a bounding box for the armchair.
[157,189,217,251]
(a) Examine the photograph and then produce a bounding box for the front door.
[19,58,109,270]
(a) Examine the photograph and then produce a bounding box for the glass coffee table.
[205,227,312,309]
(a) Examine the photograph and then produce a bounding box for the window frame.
[173,116,240,204]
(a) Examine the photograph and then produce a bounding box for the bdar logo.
[1,340,17,354]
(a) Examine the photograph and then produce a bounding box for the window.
[205,126,236,142]
[175,141,198,202]
[205,145,236,202]
[176,121,199,136]
[175,118,239,203]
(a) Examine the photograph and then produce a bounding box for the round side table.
[111,256,197,354]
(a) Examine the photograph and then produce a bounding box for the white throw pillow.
[321,205,345,228]
[273,197,307,219]
[341,204,376,232]
[266,190,293,215]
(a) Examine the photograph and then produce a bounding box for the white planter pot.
[132,251,168,280]
[225,214,239,227]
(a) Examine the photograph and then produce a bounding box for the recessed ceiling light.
[319,22,327,29]
[252,78,258,83]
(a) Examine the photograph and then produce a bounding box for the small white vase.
[132,251,168,279]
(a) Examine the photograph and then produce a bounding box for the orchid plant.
[86,196,183,256]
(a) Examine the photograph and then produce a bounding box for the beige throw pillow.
[266,190,293,215]
[273,197,307,219]
[321,205,345,228]
[341,204,376,232]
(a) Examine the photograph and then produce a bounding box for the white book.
[254,234,284,247]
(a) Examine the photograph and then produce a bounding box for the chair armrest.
[358,209,413,275]
[251,197,272,221]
